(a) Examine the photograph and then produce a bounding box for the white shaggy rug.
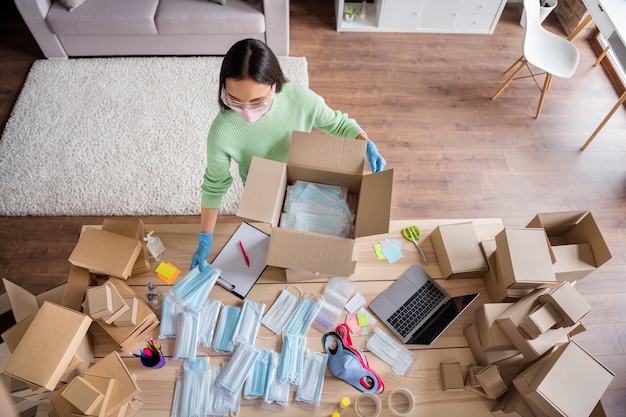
[0,56,308,216]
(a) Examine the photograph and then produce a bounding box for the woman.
[191,38,386,271]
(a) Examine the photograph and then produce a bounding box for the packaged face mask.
[294,350,329,406]
[212,305,241,353]
[279,333,306,385]
[216,342,260,396]
[243,349,272,400]
[282,293,324,336]
[232,299,265,346]
[261,286,301,334]
[323,327,384,394]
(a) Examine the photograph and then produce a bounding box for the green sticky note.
[374,243,385,260]
[357,313,369,327]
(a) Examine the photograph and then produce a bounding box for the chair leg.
[535,73,553,118]
[593,46,610,68]
[492,59,527,100]
[505,55,525,74]
[581,90,626,150]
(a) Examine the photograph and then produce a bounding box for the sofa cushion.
[155,0,264,35]
[47,0,159,36]
[58,0,89,11]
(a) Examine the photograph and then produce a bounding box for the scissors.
[402,225,428,264]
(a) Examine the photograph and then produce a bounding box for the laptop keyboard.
[387,280,446,338]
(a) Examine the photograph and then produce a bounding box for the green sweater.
[201,83,364,208]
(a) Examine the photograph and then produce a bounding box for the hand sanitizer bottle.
[144,231,166,262]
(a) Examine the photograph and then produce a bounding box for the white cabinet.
[336,0,507,34]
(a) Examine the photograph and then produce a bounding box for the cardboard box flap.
[237,156,287,227]
[266,227,357,276]
[570,213,612,266]
[353,169,393,238]
[2,279,38,324]
[288,131,365,174]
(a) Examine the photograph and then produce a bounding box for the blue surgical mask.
[216,342,260,395]
[212,304,241,353]
[263,351,290,406]
[282,293,324,336]
[261,286,302,334]
[232,300,266,346]
[244,349,272,399]
[295,350,329,406]
[279,333,306,385]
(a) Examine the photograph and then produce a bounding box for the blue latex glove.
[366,140,386,173]
[190,232,213,272]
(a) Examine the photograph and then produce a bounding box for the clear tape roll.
[387,388,415,416]
[354,393,382,417]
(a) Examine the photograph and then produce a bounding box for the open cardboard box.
[475,303,516,351]
[237,131,394,277]
[495,289,582,361]
[526,211,612,282]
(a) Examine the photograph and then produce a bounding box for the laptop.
[369,264,479,345]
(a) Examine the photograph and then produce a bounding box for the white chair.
[492,0,580,118]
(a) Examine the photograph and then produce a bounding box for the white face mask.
[221,84,276,123]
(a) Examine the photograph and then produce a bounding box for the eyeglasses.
[221,85,275,112]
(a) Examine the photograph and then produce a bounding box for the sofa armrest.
[263,0,289,56]
[14,0,67,58]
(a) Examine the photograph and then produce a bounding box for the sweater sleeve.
[201,116,233,209]
[307,88,364,139]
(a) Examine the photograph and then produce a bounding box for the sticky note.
[357,313,369,327]
[155,262,180,284]
[381,239,404,264]
[373,243,386,260]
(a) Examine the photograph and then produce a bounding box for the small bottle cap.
[331,412,341,417]
[340,397,351,408]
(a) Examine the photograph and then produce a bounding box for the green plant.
[344,5,356,15]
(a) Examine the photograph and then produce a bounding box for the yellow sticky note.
[373,243,385,260]
[155,262,180,284]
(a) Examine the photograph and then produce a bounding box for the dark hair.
[218,38,288,110]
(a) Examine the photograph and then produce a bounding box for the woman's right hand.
[190,232,213,271]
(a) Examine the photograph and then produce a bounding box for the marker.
[239,240,250,267]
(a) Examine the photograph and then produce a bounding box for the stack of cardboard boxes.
[434,211,614,416]
[1,219,158,417]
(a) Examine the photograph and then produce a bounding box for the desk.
[578,0,626,150]
[90,219,505,416]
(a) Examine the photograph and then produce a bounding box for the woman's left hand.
[366,140,386,173]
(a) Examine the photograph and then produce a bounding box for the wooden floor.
[1,0,625,415]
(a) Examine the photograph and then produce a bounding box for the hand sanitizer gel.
[144,231,166,262]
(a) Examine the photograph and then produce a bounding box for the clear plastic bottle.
[144,230,166,262]
[145,282,162,310]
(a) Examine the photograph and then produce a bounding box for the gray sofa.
[14,0,289,58]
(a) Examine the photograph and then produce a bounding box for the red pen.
[239,240,250,267]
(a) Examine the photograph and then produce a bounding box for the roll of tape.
[354,393,382,417]
[387,388,415,416]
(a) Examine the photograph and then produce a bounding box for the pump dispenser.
[144,230,166,262]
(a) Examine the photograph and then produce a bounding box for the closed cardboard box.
[495,228,556,289]
[538,281,592,327]
[519,303,561,339]
[68,227,142,279]
[2,301,92,391]
[431,222,488,279]
[476,303,516,351]
[517,341,614,417]
[480,240,533,303]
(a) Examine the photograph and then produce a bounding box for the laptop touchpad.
[385,278,416,303]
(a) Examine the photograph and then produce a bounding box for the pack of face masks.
[197,298,221,349]
[313,276,356,333]
[282,293,324,336]
[294,350,329,406]
[280,180,354,238]
[279,333,306,386]
[261,286,301,334]
[263,350,290,407]
[173,309,199,360]
[365,327,416,377]
[212,305,241,353]
[232,299,265,346]
[171,263,220,311]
